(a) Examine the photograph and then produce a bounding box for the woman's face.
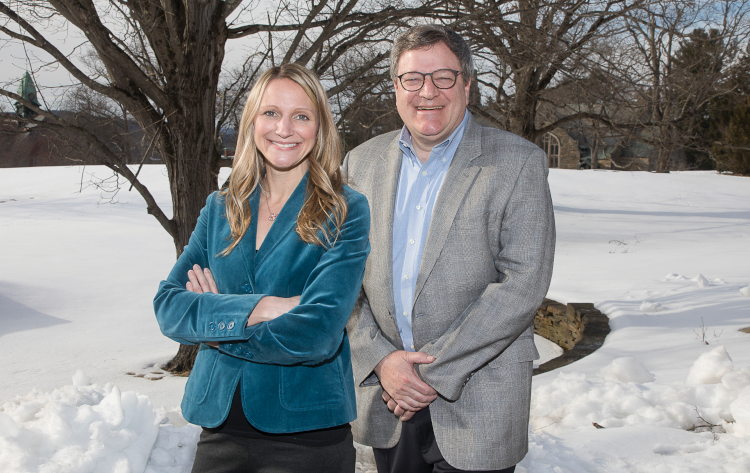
[254,78,319,173]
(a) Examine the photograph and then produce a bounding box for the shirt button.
[410,344,415,349]
[409,239,415,244]
[404,275,409,280]
[416,204,421,210]
[422,171,427,176]
[402,311,408,317]
[442,158,446,162]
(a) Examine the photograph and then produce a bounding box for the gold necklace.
[260,182,278,221]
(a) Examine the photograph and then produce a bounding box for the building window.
[543,133,560,168]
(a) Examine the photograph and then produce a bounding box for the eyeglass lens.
[400,69,458,91]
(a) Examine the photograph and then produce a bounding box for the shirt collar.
[398,110,470,166]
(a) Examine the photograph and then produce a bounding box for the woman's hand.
[186,264,218,294]
[247,295,301,326]
[186,265,219,347]
[185,264,299,329]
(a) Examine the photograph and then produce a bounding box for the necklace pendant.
[268,213,278,221]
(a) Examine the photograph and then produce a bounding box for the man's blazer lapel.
[373,135,402,319]
[413,117,483,307]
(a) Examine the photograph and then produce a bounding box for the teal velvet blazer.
[154,174,370,432]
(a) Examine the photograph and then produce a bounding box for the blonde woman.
[154,63,370,472]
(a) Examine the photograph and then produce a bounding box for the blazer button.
[208,322,216,331]
[243,284,253,293]
[227,321,235,330]
[218,322,226,330]
[245,351,253,358]
[234,346,242,355]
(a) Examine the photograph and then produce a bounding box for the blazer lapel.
[374,135,402,318]
[237,189,259,292]
[413,117,483,307]
[255,173,308,273]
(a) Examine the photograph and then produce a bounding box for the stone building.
[539,128,655,171]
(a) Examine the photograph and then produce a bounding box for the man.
[343,25,555,473]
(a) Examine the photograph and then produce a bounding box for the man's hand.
[375,350,437,421]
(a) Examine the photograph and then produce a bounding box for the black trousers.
[373,408,516,473]
[190,429,356,473]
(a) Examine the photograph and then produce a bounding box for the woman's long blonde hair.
[220,64,347,256]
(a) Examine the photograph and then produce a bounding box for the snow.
[1,166,749,472]
[534,335,565,368]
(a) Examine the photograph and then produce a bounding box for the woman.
[153,63,370,472]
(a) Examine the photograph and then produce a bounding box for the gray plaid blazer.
[342,114,555,471]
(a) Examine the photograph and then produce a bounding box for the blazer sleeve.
[153,194,267,345]
[215,191,371,366]
[417,148,556,401]
[342,151,400,386]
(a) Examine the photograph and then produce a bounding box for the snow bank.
[0,371,199,473]
[520,348,750,471]
[686,346,734,385]
[530,347,749,434]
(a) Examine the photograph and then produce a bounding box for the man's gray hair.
[390,25,474,82]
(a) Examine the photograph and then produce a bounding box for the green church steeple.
[15,71,41,119]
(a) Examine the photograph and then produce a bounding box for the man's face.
[394,42,470,155]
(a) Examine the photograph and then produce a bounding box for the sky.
[0,1,278,112]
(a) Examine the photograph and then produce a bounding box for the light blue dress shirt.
[392,110,470,351]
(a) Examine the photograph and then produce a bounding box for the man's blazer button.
[243,284,253,293]
[208,322,216,331]
[234,346,242,355]
[227,321,235,330]
[218,321,226,330]
[244,351,253,358]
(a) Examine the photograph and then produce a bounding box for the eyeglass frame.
[396,68,463,92]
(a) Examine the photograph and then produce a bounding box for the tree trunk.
[163,344,200,375]
[591,138,600,169]
[510,71,539,141]
[153,1,228,373]
[656,124,674,173]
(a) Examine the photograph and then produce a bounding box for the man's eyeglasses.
[397,69,462,92]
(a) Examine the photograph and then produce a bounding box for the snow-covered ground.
[0,166,748,472]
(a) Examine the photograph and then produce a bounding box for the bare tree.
[620,0,750,171]
[0,0,450,372]
[442,0,646,143]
